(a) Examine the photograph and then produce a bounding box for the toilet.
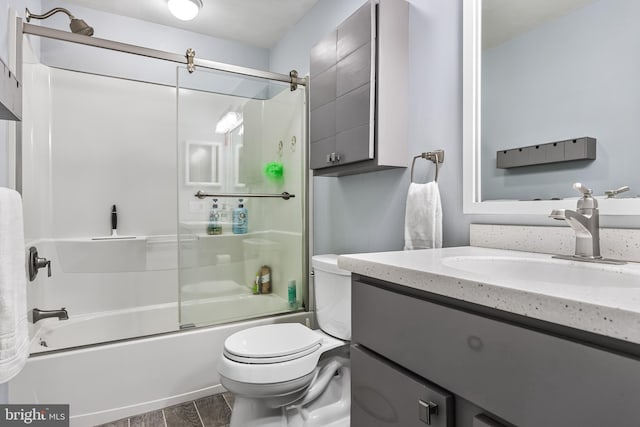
[218,254,351,427]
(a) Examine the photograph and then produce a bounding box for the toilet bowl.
[217,254,351,427]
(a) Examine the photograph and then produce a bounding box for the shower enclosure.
[18,20,309,354]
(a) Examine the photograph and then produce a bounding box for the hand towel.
[0,188,29,383]
[404,182,442,250]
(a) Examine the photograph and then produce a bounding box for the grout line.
[192,401,206,427]
[161,409,168,427]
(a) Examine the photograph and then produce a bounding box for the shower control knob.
[28,246,52,281]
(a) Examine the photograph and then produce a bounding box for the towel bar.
[411,150,444,183]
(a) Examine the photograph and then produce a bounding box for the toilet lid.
[224,323,322,360]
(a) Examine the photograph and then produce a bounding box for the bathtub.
[10,311,312,426]
[30,278,292,354]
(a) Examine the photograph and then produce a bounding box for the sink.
[441,255,640,289]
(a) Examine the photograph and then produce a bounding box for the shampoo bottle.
[288,280,297,309]
[232,198,248,234]
[206,199,222,235]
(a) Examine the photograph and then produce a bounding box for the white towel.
[404,182,442,250]
[0,188,29,383]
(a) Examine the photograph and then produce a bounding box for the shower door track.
[20,22,307,87]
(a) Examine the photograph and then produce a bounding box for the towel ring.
[411,150,445,183]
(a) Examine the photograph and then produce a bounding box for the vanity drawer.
[351,344,453,427]
[352,278,640,427]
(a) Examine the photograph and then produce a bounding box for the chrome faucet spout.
[32,308,69,324]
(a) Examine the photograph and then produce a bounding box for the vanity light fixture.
[215,112,243,134]
[167,0,203,21]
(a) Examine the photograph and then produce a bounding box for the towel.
[404,182,442,250]
[0,188,29,383]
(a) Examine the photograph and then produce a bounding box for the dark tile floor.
[96,392,234,427]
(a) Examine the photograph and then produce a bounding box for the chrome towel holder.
[411,149,445,183]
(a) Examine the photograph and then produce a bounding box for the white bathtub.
[10,311,312,426]
[30,281,292,353]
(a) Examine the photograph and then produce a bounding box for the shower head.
[69,17,94,36]
[26,7,94,36]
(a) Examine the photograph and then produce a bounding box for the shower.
[25,7,94,36]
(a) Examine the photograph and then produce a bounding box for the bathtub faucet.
[32,308,69,323]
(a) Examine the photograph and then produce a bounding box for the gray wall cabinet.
[309,0,408,177]
[351,276,640,427]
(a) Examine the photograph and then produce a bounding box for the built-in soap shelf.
[497,137,596,169]
[54,235,178,273]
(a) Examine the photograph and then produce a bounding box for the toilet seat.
[224,323,323,364]
[219,325,345,384]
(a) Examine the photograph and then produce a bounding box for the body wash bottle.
[232,198,248,234]
[206,199,222,235]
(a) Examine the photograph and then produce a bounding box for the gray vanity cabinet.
[351,277,640,427]
[309,0,408,176]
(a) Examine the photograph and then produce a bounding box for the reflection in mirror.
[463,0,640,214]
[186,141,221,186]
[480,0,639,202]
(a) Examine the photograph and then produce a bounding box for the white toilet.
[218,254,352,427]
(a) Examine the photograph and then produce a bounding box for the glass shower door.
[176,66,307,328]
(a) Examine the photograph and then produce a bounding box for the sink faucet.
[32,308,69,324]
[549,183,601,259]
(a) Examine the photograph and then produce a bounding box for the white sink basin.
[441,255,640,289]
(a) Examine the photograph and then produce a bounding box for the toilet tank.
[312,254,352,340]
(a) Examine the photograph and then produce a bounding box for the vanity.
[339,247,640,427]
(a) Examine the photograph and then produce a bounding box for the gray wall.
[37,0,270,87]
[271,0,471,253]
[482,0,640,201]
[271,0,640,256]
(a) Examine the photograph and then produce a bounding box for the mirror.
[463,0,640,215]
[185,141,222,186]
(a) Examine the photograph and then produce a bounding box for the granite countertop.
[338,246,640,345]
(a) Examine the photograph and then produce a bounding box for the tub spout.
[32,308,69,324]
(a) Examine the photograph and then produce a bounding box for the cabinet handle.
[326,152,341,164]
[418,400,438,425]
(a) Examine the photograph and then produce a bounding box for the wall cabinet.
[351,276,640,427]
[309,0,408,176]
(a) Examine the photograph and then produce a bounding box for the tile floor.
[97,392,234,427]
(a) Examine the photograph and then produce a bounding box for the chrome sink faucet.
[32,308,69,324]
[549,183,601,259]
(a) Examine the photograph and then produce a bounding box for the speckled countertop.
[338,247,640,345]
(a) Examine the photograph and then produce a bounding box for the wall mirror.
[463,0,640,215]
[185,141,222,186]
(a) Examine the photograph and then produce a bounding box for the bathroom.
[1,0,640,426]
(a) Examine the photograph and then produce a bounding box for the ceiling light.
[168,0,202,21]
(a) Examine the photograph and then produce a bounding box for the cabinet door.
[352,345,453,427]
[334,3,374,166]
[309,2,374,170]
